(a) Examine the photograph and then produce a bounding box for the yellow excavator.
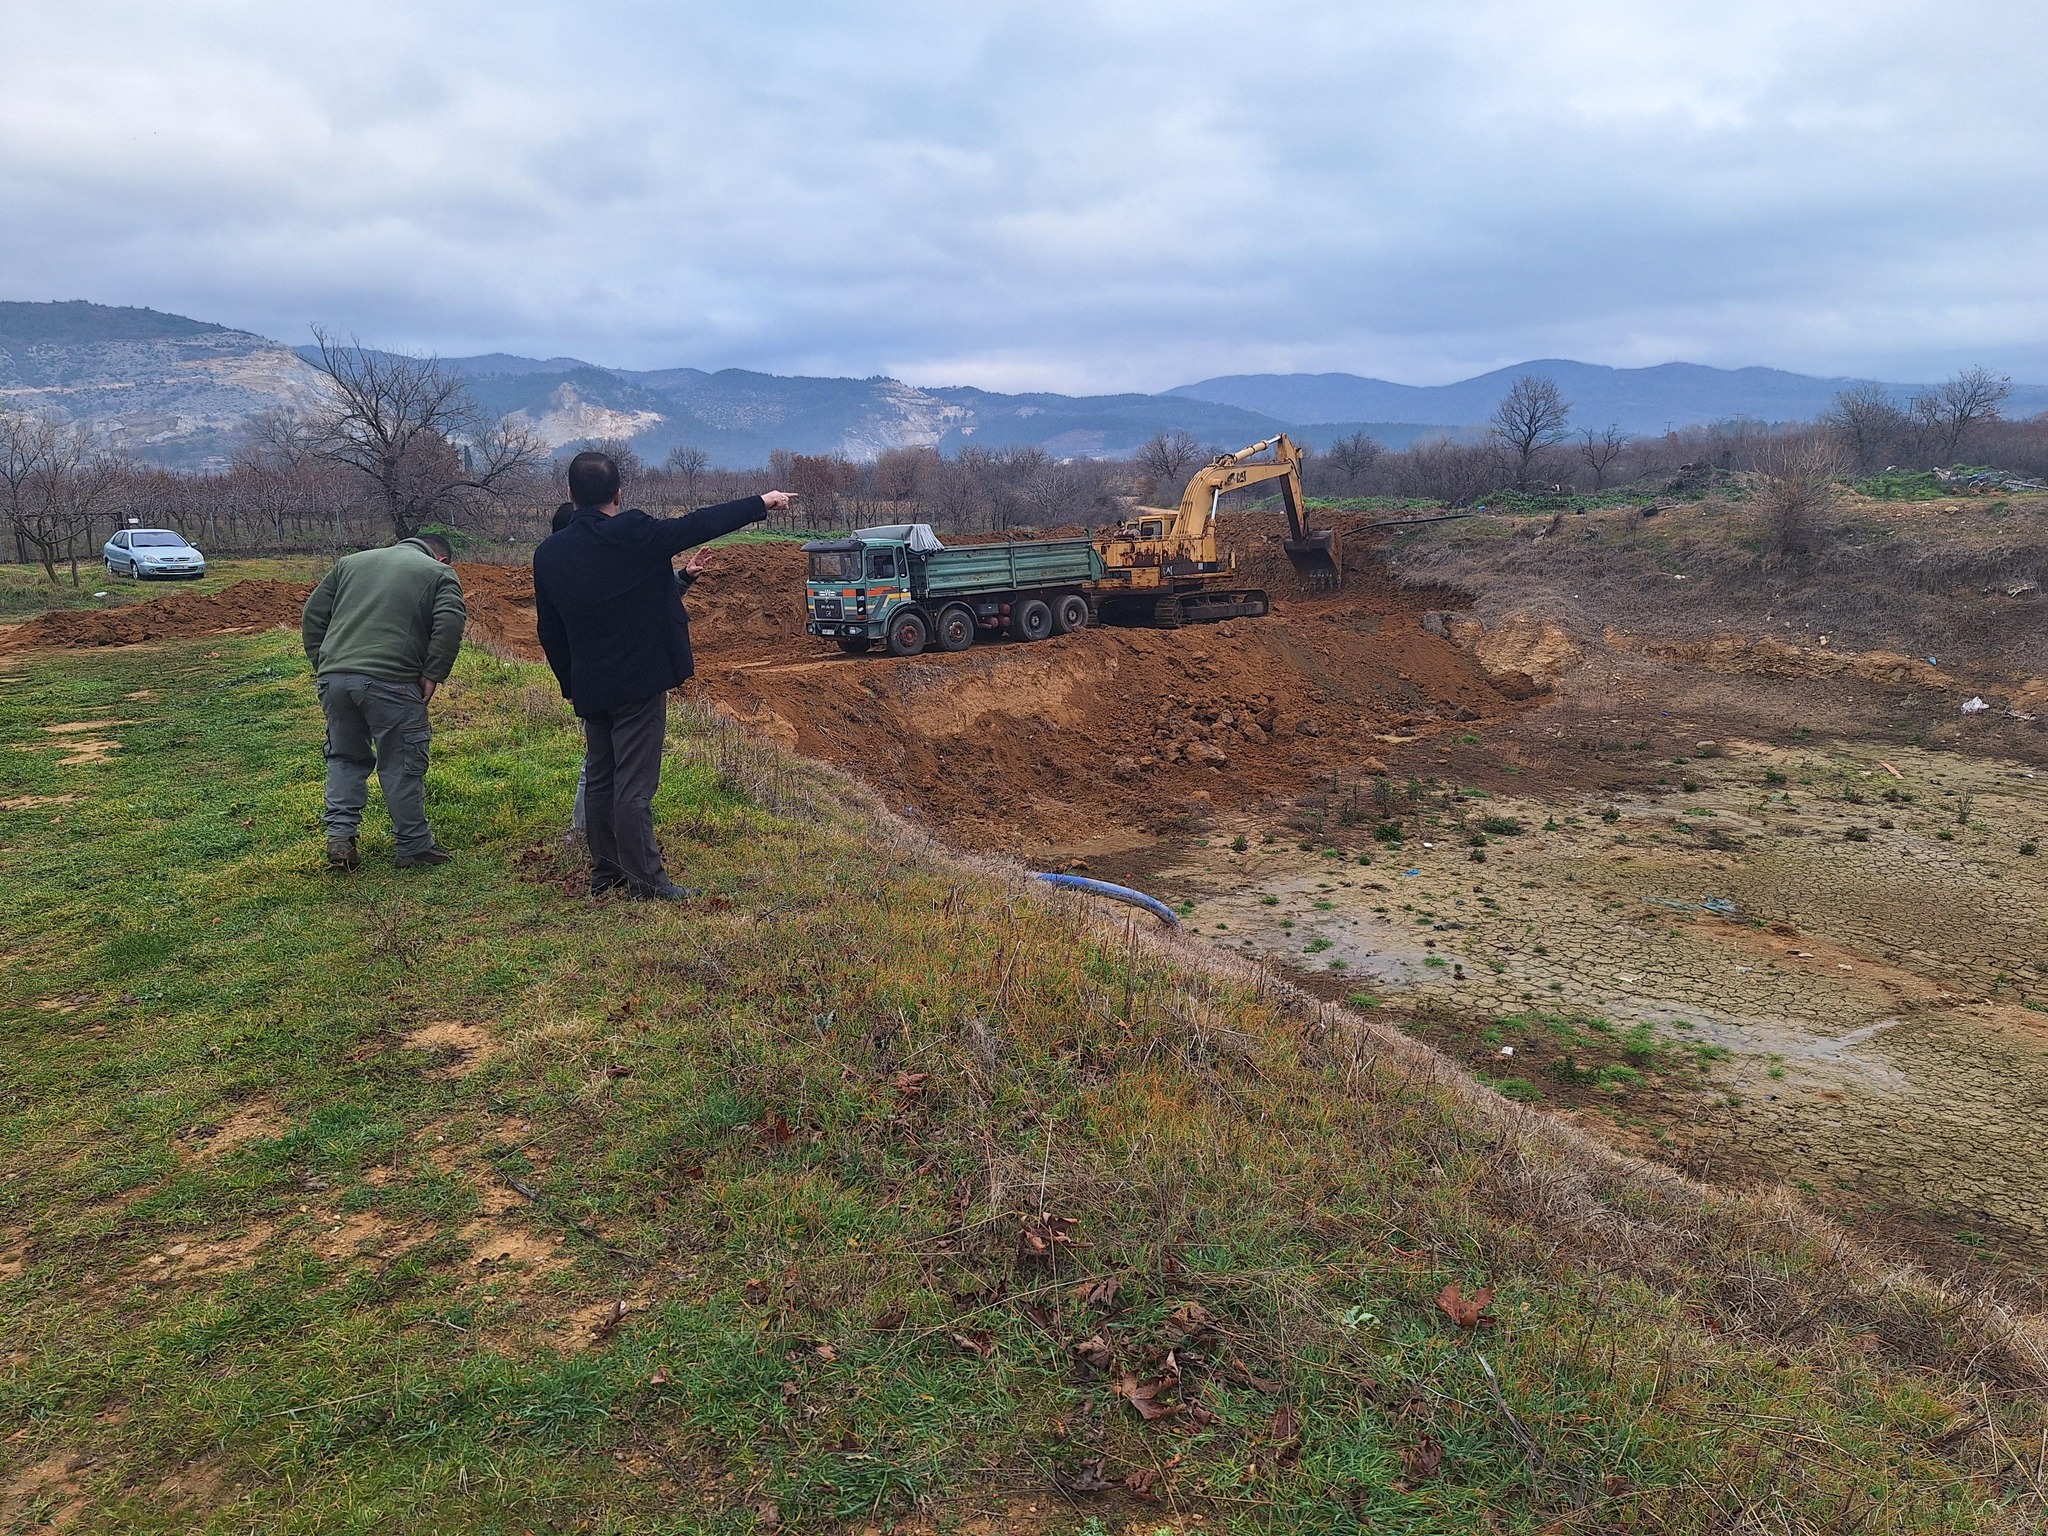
[1091,434,1340,627]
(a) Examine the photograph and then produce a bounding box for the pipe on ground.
[1033,872,1181,928]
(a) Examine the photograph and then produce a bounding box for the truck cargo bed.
[914,538,1102,597]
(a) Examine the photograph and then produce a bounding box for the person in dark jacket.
[533,452,791,900]
[550,501,710,835]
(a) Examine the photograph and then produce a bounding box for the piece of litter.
[1877,761,1903,779]
[93,590,109,598]
[1961,696,1989,714]
[1702,897,1737,917]
[1422,841,1435,849]
[1496,1045,1514,1057]
[1403,869,1420,877]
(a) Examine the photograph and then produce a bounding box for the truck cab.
[802,529,924,652]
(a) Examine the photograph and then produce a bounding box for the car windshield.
[131,532,190,548]
[808,550,859,581]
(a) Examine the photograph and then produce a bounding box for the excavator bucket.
[1276,465,1341,590]
[1282,527,1341,590]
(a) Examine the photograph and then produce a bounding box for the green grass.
[0,634,2044,1531]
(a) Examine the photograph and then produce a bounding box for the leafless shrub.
[1753,436,1843,565]
[1133,429,1209,505]
[1398,436,1500,506]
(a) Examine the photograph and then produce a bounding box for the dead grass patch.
[179,1099,288,1162]
[0,793,78,810]
[0,1450,90,1528]
[400,1020,497,1078]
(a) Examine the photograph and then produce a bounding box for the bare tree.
[1133,429,1208,503]
[307,329,545,540]
[1325,430,1383,488]
[1577,424,1627,490]
[0,412,126,583]
[1489,374,1573,489]
[1909,365,2011,463]
[1819,384,1909,473]
[662,444,709,504]
[0,411,55,567]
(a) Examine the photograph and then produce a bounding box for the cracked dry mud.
[1140,740,2048,1274]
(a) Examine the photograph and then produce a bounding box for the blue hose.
[1034,872,1181,928]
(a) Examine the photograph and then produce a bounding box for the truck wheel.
[935,605,976,652]
[1011,598,1053,642]
[837,637,873,654]
[1051,593,1089,634]
[886,611,930,657]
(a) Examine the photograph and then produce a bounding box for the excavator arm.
[1176,437,1340,588]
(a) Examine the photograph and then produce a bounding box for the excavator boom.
[1180,437,1340,589]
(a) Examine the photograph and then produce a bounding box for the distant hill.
[16,301,2045,470]
[0,301,326,469]
[0,300,228,345]
[1169,359,2048,435]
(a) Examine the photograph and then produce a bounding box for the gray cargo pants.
[583,688,670,894]
[318,673,437,856]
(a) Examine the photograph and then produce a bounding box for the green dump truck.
[802,523,1105,657]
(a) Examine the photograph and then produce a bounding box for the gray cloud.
[3,0,2043,390]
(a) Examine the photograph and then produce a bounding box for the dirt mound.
[0,564,543,659]
[0,580,314,651]
[683,513,1522,850]
[1,521,1524,850]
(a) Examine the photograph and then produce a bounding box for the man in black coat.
[534,451,792,899]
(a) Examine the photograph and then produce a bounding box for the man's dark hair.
[567,451,622,509]
[414,532,453,561]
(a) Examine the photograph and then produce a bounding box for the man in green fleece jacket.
[301,533,467,870]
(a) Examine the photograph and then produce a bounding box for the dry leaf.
[743,1277,770,1306]
[591,1299,633,1337]
[1124,1466,1164,1500]
[1074,1333,1115,1371]
[1167,1300,1215,1337]
[891,1071,929,1098]
[872,1306,907,1331]
[813,1342,839,1363]
[757,1111,795,1145]
[951,1329,995,1357]
[1077,1274,1123,1310]
[1116,1354,1183,1422]
[1437,1281,1495,1329]
[648,1368,671,1386]
[779,1379,800,1404]
[1061,1458,1114,1494]
[1402,1436,1445,1480]
[1017,1212,1082,1261]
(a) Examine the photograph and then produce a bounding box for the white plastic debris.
[1496,1045,1514,1058]
[1961,696,1990,714]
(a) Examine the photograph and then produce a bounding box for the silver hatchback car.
[104,528,207,580]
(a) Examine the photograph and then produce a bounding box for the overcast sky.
[3,1,2044,392]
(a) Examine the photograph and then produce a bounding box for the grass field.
[2,633,2045,1533]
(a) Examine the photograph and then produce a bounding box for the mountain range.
[3,301,2041,471]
